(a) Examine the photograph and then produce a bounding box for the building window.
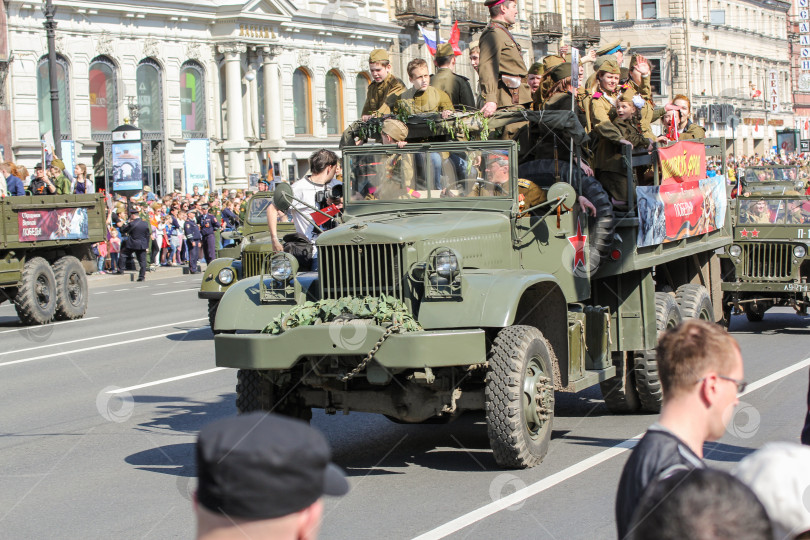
[356,73,370,118]
[649,59,662,95]
[325,70,343,136]
[599,0,614,21]
[641,0,657,19]
[180,61,206,136]
[89,57,117,133]
[37,55,70,138]
[137,59,163,133]
[293,68,312,135]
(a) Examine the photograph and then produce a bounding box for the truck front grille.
[319,244,405,300]
[242,251,268,278]
[740,243,793,280]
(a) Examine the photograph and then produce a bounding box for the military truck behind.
[212,114,732,468]
[0,194,106,324]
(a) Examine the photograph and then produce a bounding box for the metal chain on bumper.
[340,323,402,382]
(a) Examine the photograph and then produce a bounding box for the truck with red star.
[212,112,732,468]
[721,165,810,325]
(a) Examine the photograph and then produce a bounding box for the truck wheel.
[14,257,57,325]
[675,284,713,321]
[53,256,88,320]
[581,177,615,265]
[485,326,555,468]
[235,369,312,421]
[600,351,641,414]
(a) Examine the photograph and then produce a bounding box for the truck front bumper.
[215,326,487,370]
[722,281,808,294]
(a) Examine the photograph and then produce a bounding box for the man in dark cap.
[184,208,202,274]
[116,208,150,281]
[28,163,56,195]
[195,412,349,540]
[361,49,406,121]
[198,203,220,264]
[430,42,475,111]
[479,0,531,118]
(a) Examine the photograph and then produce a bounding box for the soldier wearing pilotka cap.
[430,42,476,111]
[195,413,349,540]
[361,49,406,121]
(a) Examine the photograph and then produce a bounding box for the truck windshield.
[739,198,810,225]
[347,147,513,202]
[247,196,272,224]
[744,167,798,183]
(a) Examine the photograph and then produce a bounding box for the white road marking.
[0,324,208,368]
[151,287,197,296]
[107,368,227,394]
[136,286,149,289]
[411,355,810,540]
[113,288,130,292]
[94,291,108,295]
[173,280,187,284]
[0,317,100,335]
[0,318,207,357]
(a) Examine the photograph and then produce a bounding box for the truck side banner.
[637,176,727,248]
[17,208,89,242]
[658,141,707,185]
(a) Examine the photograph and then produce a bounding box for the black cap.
[129,208,140,215]
[34,162,43,170]
[196,413,349,519]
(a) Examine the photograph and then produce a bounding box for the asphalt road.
[1,275,808,540]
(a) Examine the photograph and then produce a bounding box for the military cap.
[50,158,65,171]
[435,42,455,59]
[484,0,507,6]
[258,178,271,186]
[528,62,544,75]
[597,59,621,75]
[549,63,572,83]
[34,162,43,170]
[619,85,637,102]
[369,49,389,63]
[381,118,408,142]
[596,40,624,56]
[543,55,565,72]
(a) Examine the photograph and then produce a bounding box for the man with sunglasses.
[615,319,745,538]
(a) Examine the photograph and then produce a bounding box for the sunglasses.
[699,374,747,394]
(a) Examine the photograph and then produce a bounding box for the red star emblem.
[568,219,587,270]
[751,229,760,238]
[740,229,749,238]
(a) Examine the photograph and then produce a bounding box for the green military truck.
[0,194,106,324]
[212,113,732,468]
[199,191,294,332]
[721,165,810,324]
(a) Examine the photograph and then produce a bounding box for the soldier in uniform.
[532,54,564,111]
[658,94,706,142]
[184,208,203,274]
[527,62,543,109]
[383,58,454,116]
[430,43,475,111]
[468,41,485,109]
[199,204,220,264]
[478,0,532,119]
[361,49,406,120]
[743,199,773,224]
[585,40,625,91]
[48,159,72,195]
[365,119,418,200]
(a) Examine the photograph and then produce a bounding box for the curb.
[86,264,206,288]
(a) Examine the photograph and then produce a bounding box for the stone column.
[262,46,286,174]
[217,42,248,185]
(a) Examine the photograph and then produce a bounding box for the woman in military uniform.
[658,94,705,142]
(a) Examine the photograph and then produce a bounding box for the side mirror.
[546,182,577,208]
[273,183,293,213]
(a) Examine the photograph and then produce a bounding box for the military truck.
[212,112,732,468]
[721,165,810,324]
[0,193,106,324]
[198,191,294,332]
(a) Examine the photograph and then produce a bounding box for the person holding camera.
[115,208,150,281]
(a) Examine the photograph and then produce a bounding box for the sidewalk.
[86,263,206,288]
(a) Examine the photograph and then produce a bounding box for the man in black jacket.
[117,209,150,281]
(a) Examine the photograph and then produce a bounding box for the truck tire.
[53,256,88,320]
[600,351,641,414]
[208,300,220,333]
[675,284,713,321]
[633,293,683,413]
[14,257,57,325]
[580,177,615,265]
[485,326,555,468]
[235,369,312,421]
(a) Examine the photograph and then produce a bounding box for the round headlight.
[217,267,235,285]
[270,255,293,282]
[434,249,459,278]
[729,245,742,258]
[794,245,807,258]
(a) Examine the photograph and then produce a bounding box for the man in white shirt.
[267,149,341,270]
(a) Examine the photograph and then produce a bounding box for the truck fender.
[215,275,296,332]
[200,258,242,296]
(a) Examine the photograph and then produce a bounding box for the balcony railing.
[451,1,488,30]
[571,18,601,45]
[394,0,438,24]
[530,12,563,42]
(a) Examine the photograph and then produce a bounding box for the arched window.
[325,70,343,136]
[137,59,163,132]
[37,55,70,138]
[355,73,370,118]
[180,61,206,135]
[293,68,312,135]
[89,56,118,133]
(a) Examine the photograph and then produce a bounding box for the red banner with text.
[658,141,707,185]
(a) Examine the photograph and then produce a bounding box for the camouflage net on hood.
[262,294,422,334]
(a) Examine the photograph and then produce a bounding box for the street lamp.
[41,0,61,156]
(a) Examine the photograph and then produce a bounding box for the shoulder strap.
[489,21,521,51]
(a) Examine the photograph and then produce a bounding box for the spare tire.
[581,176,615,265]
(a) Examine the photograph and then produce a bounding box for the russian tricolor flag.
[420,27,443,55]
